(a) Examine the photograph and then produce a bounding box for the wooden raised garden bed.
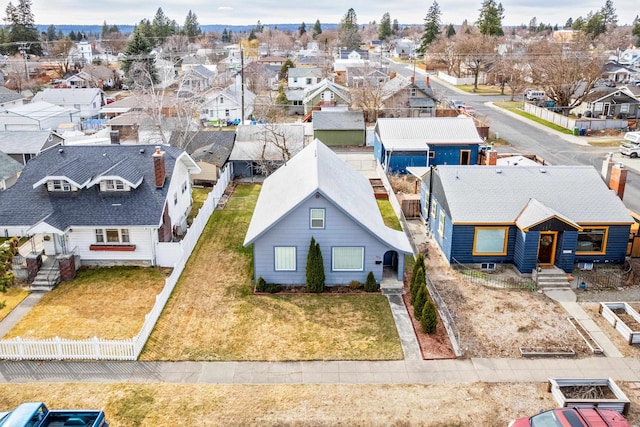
[547,378,630,415]
[599,302,640,345]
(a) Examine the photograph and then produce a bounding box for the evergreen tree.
[222,28,229,43]
[137,18,153,41]
[183,10,201,38]
[392,19,399,32]
[122,25,157,84]
[411,266,425,305]
[68,30,77,41]
[152,7,176,45]
[529,17,537,33]
[600,0,617,28]
[633,16,640,45]
[306,237,325,293]
[364,271,378,292]
[410,253,425,303]
[278,58,294,80]
[4,0,41,55]
[418,1,442,54]
[299,22,306,36]
[378,12,393,40]
[46,24,56,41]
[312,19,323,37]
[101,20,109,39]
[338,8,361,50]
[421,299,438,334]
[476,0,505,36]
[275,83,289,108]
[564,17,573,28]
[445,23,456,38]
[414,284,427,319]
[572,16,586,30]
[584,11,606,38]
[248,29,257,41]
[254,20,264,33]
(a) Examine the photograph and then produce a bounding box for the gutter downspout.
[426,165,434,228]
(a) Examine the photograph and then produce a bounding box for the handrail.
[46,258,60,284]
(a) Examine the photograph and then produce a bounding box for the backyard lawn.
[142,183,403,361]
[4,267,167,340]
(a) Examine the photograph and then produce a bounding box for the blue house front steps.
[535,266,572,291]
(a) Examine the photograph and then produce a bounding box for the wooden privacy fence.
[0,164,233,361]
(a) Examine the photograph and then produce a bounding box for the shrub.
[364,271,377,292]
[411,266,425,305]
[414,285,427,319]
[349,280,362,290]
[421,299,438,334]
[306,237,325,293]
[0,300,5,310]
[255,276,268,292]
[266,283,280,293]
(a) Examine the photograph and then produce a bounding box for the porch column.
[25,252,42,282]
[57,253,77,281]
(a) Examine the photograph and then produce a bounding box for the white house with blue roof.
[0,145,200,267]
[244,139,412,285]
[417,165,634,273]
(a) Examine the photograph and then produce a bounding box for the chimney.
[153,146,166,188]
[601,152,614,183]
[485,150,497,166]
[426,76,430,87]
[410,76,415,84]
[609,163,627,200]
[109,130,120,144]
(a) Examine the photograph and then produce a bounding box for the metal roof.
[432,165,633,225]
[243,139,412,253]
[375,117,484,150]
[32,88,101,105]
[312,111,364,130]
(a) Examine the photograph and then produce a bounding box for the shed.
[312,110,365,147]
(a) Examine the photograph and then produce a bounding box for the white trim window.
[310,208,325,229]
[274,246,296,271]
[103,179,125,191]
[95,228,131,243]
[49,179,71,192]
[332,247,364,271]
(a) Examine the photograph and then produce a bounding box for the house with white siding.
[0,144,200,267]
[244,139,412,286]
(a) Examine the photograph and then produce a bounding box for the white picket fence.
[0,163,234,361]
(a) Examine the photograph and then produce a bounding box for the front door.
[538,232,557,265]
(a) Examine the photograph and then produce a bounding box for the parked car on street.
[508,407,630,427]
[458,105,476,116]
[450,100,465,110]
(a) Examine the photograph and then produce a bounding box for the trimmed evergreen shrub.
[255,276,267,292]
[364,271,377,292]
[411,266,425,305]
[306,237,325,293]
[421,299,438,334]
[414,285,427,319]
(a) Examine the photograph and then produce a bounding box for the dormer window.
[101,179,128,191]
[49,179,72,192]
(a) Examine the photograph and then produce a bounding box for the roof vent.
[58,148,64,153]
[539,168,546,173]
[139,148,145,154]
[495,169,502,174]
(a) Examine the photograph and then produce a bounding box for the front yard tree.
[306,237,325,293]
[414,283,427,318]
[378,12,393,40]
[338,8,361,50]
[456,32,498,90]
[364,271,378,292]
[417,1,442,55]
[476,0,505,36]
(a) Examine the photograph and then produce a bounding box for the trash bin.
[580,128,586,136]
[572,127,579,135]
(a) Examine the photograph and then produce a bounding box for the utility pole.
[240,45,245,125]
[18,42,30,81]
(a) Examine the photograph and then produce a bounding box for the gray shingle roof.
[432,165,633,225]
[0,145,195,230]
[312,111,364,131]
[0,151,22,180]
[0,87,24,104]
[32,88,101,105]
[288,67,322,78]
[243,139,412,253]
[0,131,61,155]
[375,117,484,150]
[188,132,236,167]
[169,130,235,156]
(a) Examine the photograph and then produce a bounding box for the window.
[174,192,178,205]
[181,181,188,194]
[473,227,508,255]
[225,109,230,117]
[293,77,298,83]
[594,102,603,112]
[274,247,296,271]
[438,211,445,238]
[310,208,325,229]
[621,103,630,113]
[428,151,435,159]
[219,97,224,104]
[430,202,436,220]
[96,228,130,244]
[50,179,71,191]
[576,228,607,254]
[410,88,417,97]
[332,247,364,271]
[306,78,312,84]
[104,179,125,191]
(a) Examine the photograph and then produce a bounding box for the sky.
[30,0,639,27]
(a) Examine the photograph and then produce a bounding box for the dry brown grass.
[0,287,29,322]
[4,267,167,340]
[142,184,402,361]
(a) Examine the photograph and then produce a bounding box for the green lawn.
[377,199,402,231]
[493,101,572,134]
[0,287,29,322]
[187,187,212,225]
[142,184,403,361]
[457,85,511,96]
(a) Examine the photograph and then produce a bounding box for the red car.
[509,407,630,427]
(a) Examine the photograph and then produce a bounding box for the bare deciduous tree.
[456,32,499,89]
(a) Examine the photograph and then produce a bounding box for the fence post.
[55,336,62,360]
[93,336,100,360]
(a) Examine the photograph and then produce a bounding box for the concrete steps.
[30,267,60,292]
[537,267,571,290]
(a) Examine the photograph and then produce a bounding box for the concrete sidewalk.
[0,293,44,339]
[1,357,639,385]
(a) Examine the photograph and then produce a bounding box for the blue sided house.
[373,117,484,174]
[243,139,412,286]
[416,165,633,273]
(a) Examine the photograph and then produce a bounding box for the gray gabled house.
[243,139,412,286]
